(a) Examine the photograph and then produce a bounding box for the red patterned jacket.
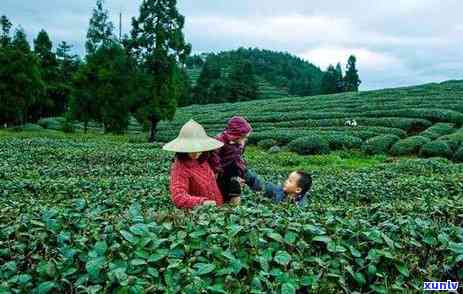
[169,158,224,209]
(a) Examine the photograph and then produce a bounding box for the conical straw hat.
[162,119,224,153]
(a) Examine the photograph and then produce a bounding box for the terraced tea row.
[157,81,463,160]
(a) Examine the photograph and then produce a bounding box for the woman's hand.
[203,200,217,206]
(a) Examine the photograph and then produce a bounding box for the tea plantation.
[157,80,463,161]
[1,132,462,293]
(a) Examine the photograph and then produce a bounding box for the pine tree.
[344,55,361,92]
[320,65,338,95]
[335,62,345,93]
[55,42,80,117]
[33,30,61,119]
[128,0,191,142]
[0,15,12,47]
[0,28,43,126]
[71,0,131,134]
[85,0,114,55]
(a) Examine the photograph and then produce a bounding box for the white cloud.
[300,47,405,72]
[188,14,352,44]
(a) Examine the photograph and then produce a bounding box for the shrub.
[257,139,278,150]
[390,136,431,156]
[37,117,65,130]
[323,134,363,150]
[23,123,44,131]
[453,147,463,162]
[439,128,463,152]
[419,141,452,159]
[288,136,330,155]
[62,120,75,133]
[420,123,455,140]
[362,135,400,155]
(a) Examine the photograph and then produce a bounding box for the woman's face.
[237,133,250,146]
[188,152,202,160]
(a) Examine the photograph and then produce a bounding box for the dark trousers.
[217,162,242,202]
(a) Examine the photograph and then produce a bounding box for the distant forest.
[182,48,361,106]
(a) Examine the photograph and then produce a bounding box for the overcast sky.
[3,0,463,90]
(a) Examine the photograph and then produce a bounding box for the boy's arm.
[244,170,283,202]
[244,169,263,191]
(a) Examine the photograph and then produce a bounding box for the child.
[244,170,312,206]
[209,116,252,205]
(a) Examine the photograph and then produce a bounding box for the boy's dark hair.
[296,171,312,195]
[175,152,209,164]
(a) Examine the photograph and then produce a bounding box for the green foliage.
[320,65,339,94]
[37,117,65,130]
[453,146,463,162]
[439,128,463,152]
[0,26,44,126]
[288,136,330,155]
[419,141,452,159]
[85,0,114,55]
[189,48,325,105]
[159,80,463,160]
[228,60,260,102]
[362,135,400,155]
[0,135,462,292]
[420,123,455,140]
[257,138,279,150]
[390,136,431,156]
[127,0,191,141]
[344,55,361,91]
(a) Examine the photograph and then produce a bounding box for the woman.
[163,119,224,209]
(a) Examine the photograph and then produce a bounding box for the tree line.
[0,0,190,142]
[184,48,361,106]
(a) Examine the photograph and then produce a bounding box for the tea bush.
[37,117,66,130]
[419,140,453,159]
[362,135,400,155]
[1,134,462,293]
[420,123,455,140]
[287,136,330,155]
[390,136,431,156]
[454,146,463,162]
[257,139,278,150]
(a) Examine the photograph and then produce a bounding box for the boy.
[243,170,312,206]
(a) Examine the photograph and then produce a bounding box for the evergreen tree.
[0,28,43,126]
[85,0,114,55]
[193,55,222,103]
[0,15,12,47]
[70,63,99,133]
[32,30,61,119]
[320,65,338,95]
[228,60,259,102]
[177,68,193,107]
[71,0,131,134]
[128,0,191,142]
[344,55,361,92]
[335,62,345,93]
[56,41,80,113]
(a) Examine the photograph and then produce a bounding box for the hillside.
[186,48,327,104]
[157,80,463,161]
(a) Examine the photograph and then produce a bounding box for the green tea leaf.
[281,282,296,294]
[312,235,331,243]
[148,249,169,263]
[274,250,291,266]
[194,263,215,275]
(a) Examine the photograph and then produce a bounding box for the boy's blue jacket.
[244,170,306,206]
